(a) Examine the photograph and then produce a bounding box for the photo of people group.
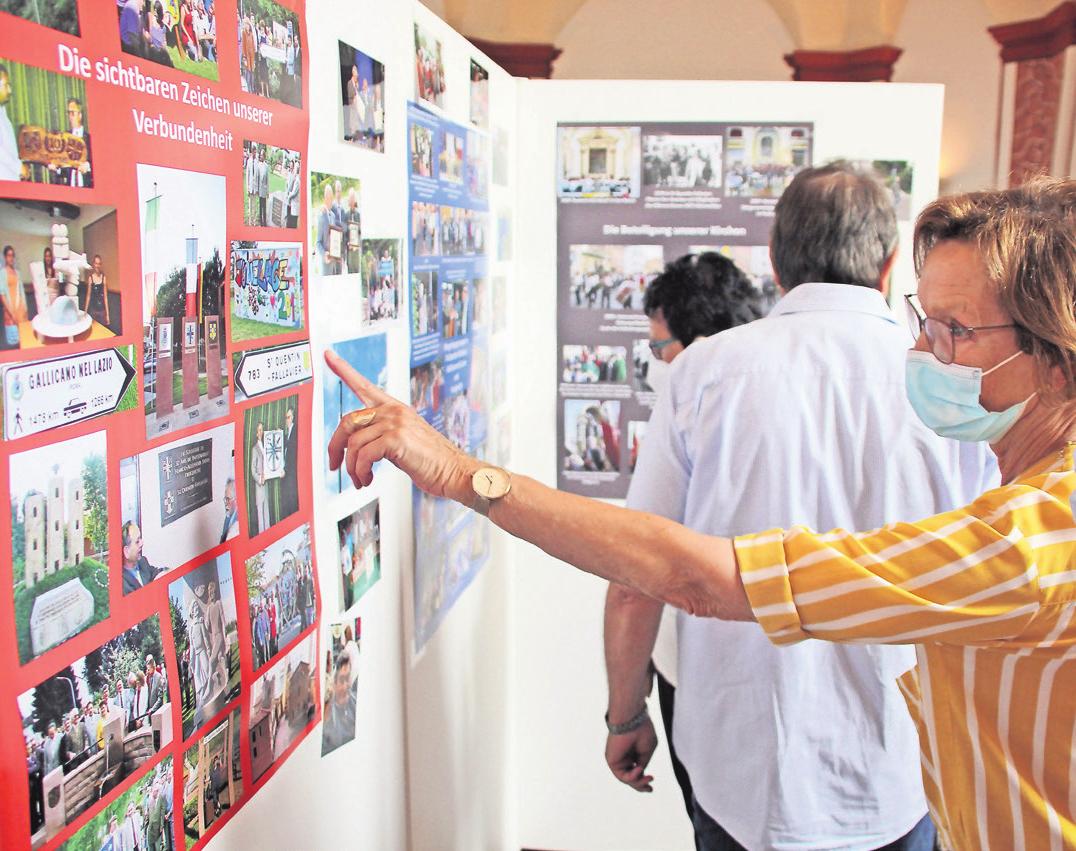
[360,238,401,324]
[411,269,439,336]
[168,554,241,740]
[0,197,123,351]
[337,500,380,611]
[249,631,318,782]
[323,334,387,494]
[410,123,435,178]
[138,164,230,438]
[243,141,302,229]
[410,359,443,416]
[118,0,219,80]
[58,757,174,851]
[118,423,237,596]
[339,40,385,152]
[411,201,441,257]
[567,244,663,311]
[563,399,621,474]
[237,0,303,108]
[724,124,811,197]
[441,279,471,338]
[183,707,244,847]
[243,394,300,538]
[0,59,93,187]
[440,131,464,183]
[321,618,360,756]
[557,125,641,199]
[413,23,445,109]
[246,522,316,671]
[562,344,629,384]
[439,206,486,256]
[643,134,723,189]
[310,171,362,276]
[9,430,109,664]
[19,615,170,843]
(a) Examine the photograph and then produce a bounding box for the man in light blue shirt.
[604,163,998,850]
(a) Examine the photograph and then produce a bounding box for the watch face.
[473,466,510,499]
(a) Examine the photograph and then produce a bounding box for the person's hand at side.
[605,718,658,793]
[325,350,478,502]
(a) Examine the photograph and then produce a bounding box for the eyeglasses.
[904,293,1020,365]
[649,337,676,357]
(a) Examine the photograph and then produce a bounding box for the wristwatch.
[471,466,511,516]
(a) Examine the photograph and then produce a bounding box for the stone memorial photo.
[242,394,300,537]
[242,141,302,229]
[9,430,109,664]
[182,707,244,847]
[118,423,237,595]
[169,555,241,741]
[18,615,171,845]
[137,164,230,439]
[230,241,305,342]
[249,631,318,782]
[245,523,317,671]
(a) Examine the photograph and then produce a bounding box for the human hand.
[325,350,478,501]
[604,717,658,793]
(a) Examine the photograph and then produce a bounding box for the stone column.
[989,2,1076,185]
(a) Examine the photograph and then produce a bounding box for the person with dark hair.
[49,98,92,188]
[121,521,168,593]
[608,249,772,822]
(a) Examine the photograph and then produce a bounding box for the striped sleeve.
[734,475,1076,647]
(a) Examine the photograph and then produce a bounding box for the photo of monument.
[183,708,244,847]
[137,164,230,439]
[9,430,109,664]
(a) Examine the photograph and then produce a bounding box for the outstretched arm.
[325,350,751,620]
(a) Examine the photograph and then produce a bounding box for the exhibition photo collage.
[0,2,328,850]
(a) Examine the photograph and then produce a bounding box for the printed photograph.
[138,164,230,438]
[323,334,387,495]
[410,359,443,417]
[628,420,648,473]
[410,122,434,178]
[339,40,385,152]
[119,423,237,595]
[444,390,471,451]
[118,0,219,81]
[321,617,360,757]
[439,206,486,257]
[169,555,240,740]
[870,159,913,221]
[242,393,300,538]
[55,757,174,851]
[562,345,628,384]
[688,244,780,305]
[467,129,488,200]
[10,430,108,665]
[470,60,489,128]
[230,241,304,342]
[360,238,400,324]
[439,131,464,184]
[245,523,316,672]
[411,201,440,257]
[309,171,361,276]
[0,58,93,187]
[182,707,243,847]
[249,631,318,782]
[724,124,811,198]
[238,0,302,108]
[411,268,439,336]
[643,134,723,188]
[471,275,488,329]
[563,399,621,473]
[19,615,170,844]
[631,338,654,392]
[568,244,664,311]
[413,22,445,109]
[337,500,380,611]
[0,197,122,353]
[441,278,471,338]
[557,125,640,199]
[3,0,79,35]
[243,141,301,229]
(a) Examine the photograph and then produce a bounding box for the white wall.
[510,79,943,851]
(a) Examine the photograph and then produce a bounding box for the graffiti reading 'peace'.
[235,255,295,293]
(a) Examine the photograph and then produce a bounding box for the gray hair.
[770,161,898,291]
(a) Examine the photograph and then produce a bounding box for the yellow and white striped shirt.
[736,445,1076,851]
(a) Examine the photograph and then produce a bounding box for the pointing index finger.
[324,349,393,407]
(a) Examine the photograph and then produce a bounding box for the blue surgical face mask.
[905,349,1032,443]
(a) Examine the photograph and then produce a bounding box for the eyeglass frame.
[903,293,1022,365]
[648,337,677,357]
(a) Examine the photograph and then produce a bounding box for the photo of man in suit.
[121,521,168,594]
[281,407,299,518]
[220,478,239,544]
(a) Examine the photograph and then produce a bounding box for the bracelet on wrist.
[605,704,648,735]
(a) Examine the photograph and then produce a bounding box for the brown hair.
[913,177,1076,401]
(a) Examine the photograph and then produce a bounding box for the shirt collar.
[769,282,898,325]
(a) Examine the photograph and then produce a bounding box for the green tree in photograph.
[81,453,107,554]
[82,647,106,700]
[28,664,78,735]
[11,497,24,568]
[0,0,80,36]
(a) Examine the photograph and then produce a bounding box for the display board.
[0,3,320,849]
